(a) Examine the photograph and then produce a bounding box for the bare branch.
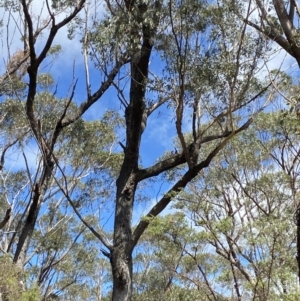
[0,131,30,171]
[83,5,91,98]
[147,96,169,116]
[38,228,85,284]
[50,79,78,150]
[49,153,112,250]
[61,56,129,127]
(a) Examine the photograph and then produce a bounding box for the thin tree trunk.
[13,164,53,267]
[111,167,136,301]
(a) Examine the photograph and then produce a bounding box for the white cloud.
[5,141,40,172]
[0,1,106,77]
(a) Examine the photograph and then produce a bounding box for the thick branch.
[252,0,300,65]
[20,0,36,61]
[0,207,12,230]
[13,183,41,264]
[272,0,300,65]
[244,19,294,57]
[289,0,294,22]
[138,80,271,179]
[273,0,296,41]
[136,131,232,181]
[147,96,169,116]
[37,1,86,66]
[61,57,129,127]
[131,119,253,249]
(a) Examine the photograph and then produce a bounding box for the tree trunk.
[109,1,161,299]
[111,152,138,301]
[111,249,133,301]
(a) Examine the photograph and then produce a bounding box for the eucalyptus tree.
[0,0,276,300]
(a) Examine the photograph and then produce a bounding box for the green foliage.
[0,255,41,301]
